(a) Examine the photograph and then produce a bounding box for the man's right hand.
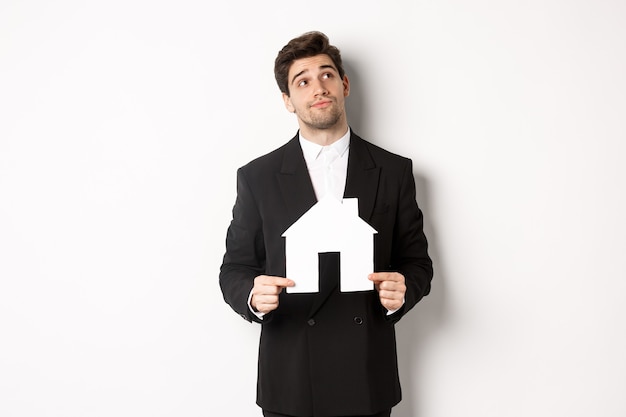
[251,275,295,314]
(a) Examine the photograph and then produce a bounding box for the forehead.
[288,54,337,79]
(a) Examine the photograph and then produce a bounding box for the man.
[219,31,433,417]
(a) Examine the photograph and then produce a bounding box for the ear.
[342,75,350,97]
[282,93,295,113]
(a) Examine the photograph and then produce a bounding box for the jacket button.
[354,316,363,325]
[307,319,316,326]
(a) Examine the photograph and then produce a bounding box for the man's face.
[282,54,350,131]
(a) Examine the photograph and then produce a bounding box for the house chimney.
[342,198,359,217]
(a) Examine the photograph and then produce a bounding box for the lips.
[311,100,332,109]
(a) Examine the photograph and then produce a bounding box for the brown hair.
[274,31,345,96]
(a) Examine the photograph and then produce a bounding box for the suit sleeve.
[219,167,266,323]
[387,159,433,322]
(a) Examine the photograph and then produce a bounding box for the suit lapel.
[277,135,318,226]
[344,133,380,223]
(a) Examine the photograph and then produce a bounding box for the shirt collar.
[299,128,351,165]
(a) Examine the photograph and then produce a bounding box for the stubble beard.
[298,103,344,130]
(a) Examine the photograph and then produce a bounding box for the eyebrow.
[291,64,338,85]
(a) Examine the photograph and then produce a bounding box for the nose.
[313,80,328,96]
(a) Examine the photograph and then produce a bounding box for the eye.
[322,73,332,79]
[297,79,308,87]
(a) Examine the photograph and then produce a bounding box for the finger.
[380,298,403,311]
[378,280,406,292]
[368,272,403,283]
[256,294,280,306]
[280,277,295,287]
[367,273,384,282]
[378,289,404,301]
[251,294,280,314]
[256,301,279,314]
[256,275,295,288]
[254,285,283,296]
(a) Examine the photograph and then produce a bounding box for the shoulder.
[351,132,412,168]
[238,135,299,174]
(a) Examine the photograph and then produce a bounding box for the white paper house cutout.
[282,196,378,293]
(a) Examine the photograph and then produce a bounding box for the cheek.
[289,97,304,112]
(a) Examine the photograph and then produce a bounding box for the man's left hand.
[368,272,406,311]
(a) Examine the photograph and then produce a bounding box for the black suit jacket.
[220,131,433,416]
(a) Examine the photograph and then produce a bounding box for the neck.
[299,122,349,146]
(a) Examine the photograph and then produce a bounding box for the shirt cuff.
[248,288,265,320]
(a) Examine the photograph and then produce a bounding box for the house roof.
[282,196,377,238]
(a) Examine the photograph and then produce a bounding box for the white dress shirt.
[298,129,350,201]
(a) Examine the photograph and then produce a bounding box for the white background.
[1,1,625,416]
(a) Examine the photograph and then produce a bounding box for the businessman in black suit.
[220,31,433,417]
